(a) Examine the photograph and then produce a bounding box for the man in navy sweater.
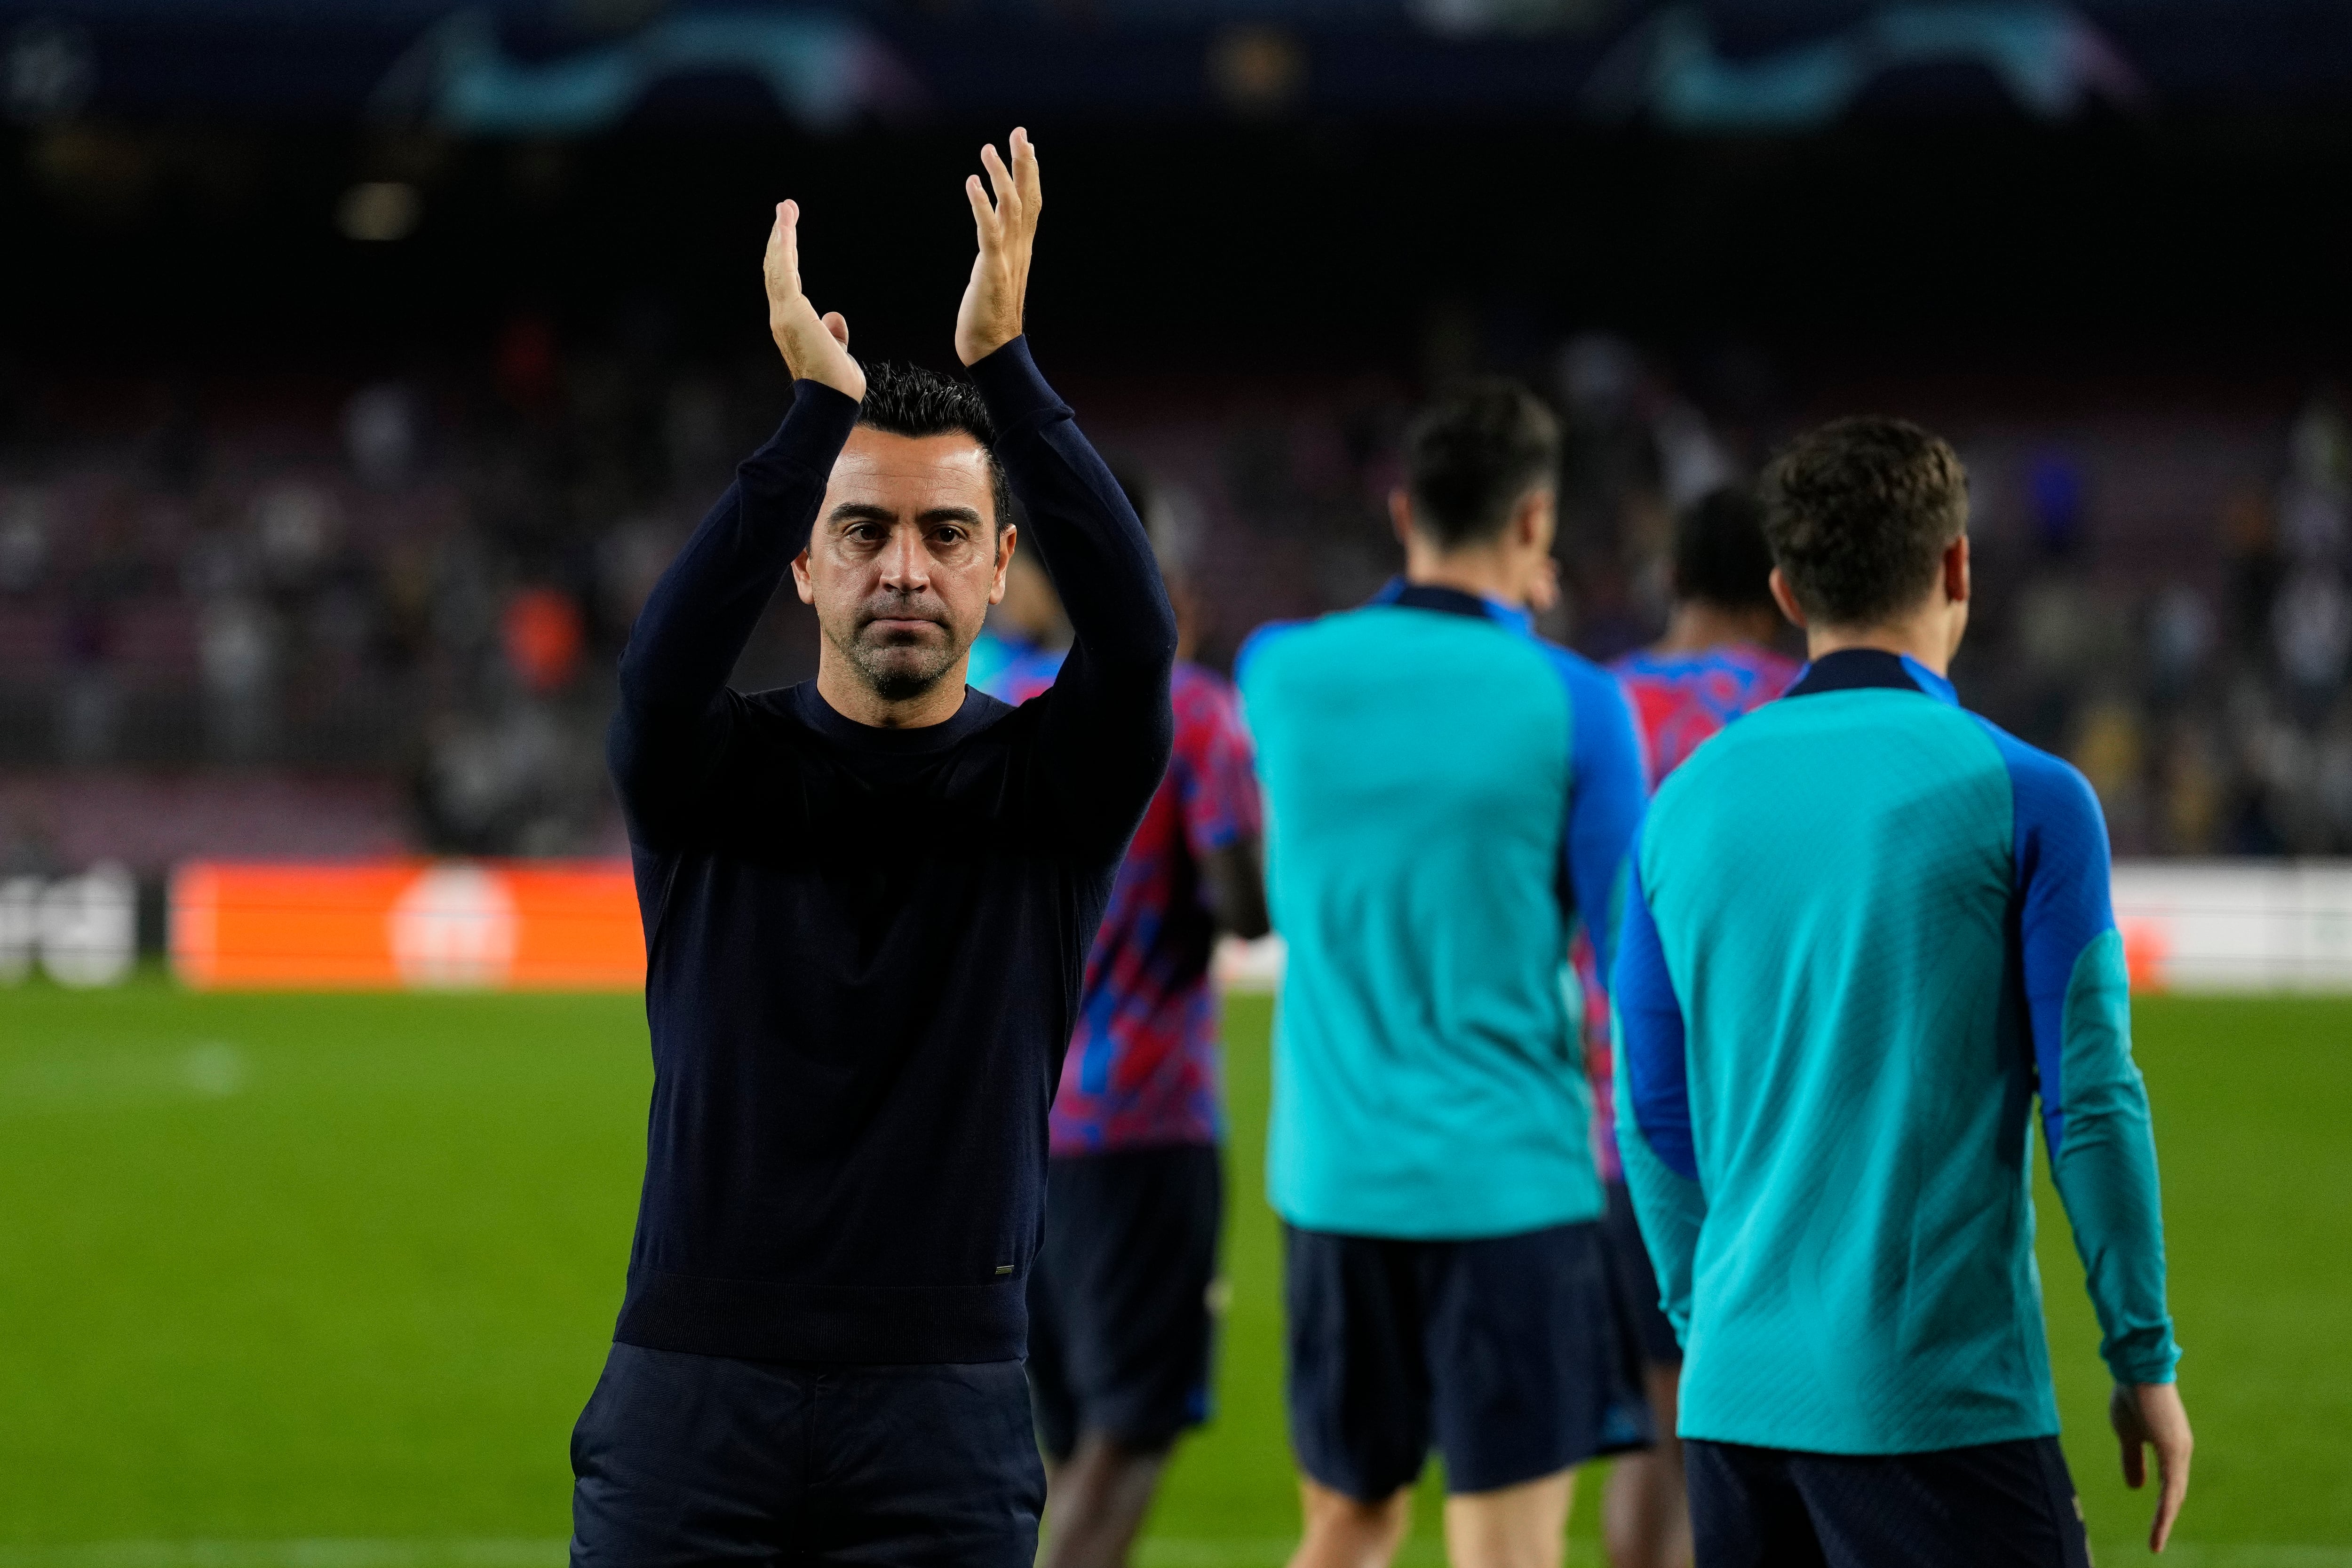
[571,128,1177,1566]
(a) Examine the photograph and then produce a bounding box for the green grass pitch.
[0,980,2345,1565]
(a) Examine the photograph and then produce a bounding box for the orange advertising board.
[171,860,645,991]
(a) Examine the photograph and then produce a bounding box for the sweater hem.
[615,1268,1028,1365]
[1676,1416,2061,1456]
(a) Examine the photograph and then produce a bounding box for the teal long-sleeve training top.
[1613,648,2178,1455]
[1239,581,1648,1240]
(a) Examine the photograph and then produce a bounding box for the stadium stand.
[2,337,2346,868]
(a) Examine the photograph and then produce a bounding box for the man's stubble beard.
[832,616,970,703]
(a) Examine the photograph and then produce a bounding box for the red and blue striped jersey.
[979,650,1262,1154]
[1057,662,1259,1152]
[1583,642,1798,1180]
[1612,644,1803,781]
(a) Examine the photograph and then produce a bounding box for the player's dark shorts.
[1601,1178,1685,1366]
[570,1342,1043,1568]
[1686,1435,2092,1568]
[1027,1142,1222,1462]
[1283,1217,1653,1499]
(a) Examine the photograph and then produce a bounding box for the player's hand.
[954,127,1040,367]
[2111,1381,2193,1552]
[763,199,865,402]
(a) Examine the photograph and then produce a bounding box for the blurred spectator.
[344,383,421,490]
[2147,583,2213,705]
[501,586,586,695]
[2027,451,2086,559]
[2271,567,2349,718]
[198,595,277,761]
[0,322,2345,866]
[0,490,46,592]
[56,594,116,762]
[2279,393,2348,562]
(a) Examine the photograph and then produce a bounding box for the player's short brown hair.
[1760,417,1968,628]
[1404,379,1560,549]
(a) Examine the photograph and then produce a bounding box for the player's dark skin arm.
[1204,838,1271,941]
[1041,849,1257,1568]
[1041,842,1257,1568]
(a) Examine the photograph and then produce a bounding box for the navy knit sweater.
[605,339,1176,1365]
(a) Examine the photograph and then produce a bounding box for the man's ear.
[1389,488,1415,549]
[1517,487,1557,554]
[1768,566,1808,629]
[990,523,1017,607]
[791,547,815,605]
[1944,536,1971,605]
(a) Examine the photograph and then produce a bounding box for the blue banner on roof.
[1,0,2346,127]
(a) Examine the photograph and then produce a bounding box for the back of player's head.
[857,361,1014,528]
[1403,379,1560,550]
[1761,417,1968,628]
[1109,458,1195,587]
[1673,485,1777,613]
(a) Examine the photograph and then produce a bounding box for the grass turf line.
[0,982,2343,1552]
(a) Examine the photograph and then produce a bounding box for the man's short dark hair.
[1404,378,1560,549]
[1673,485,1778,613]
[1760,416,1968,628]
[857,361,1013,529]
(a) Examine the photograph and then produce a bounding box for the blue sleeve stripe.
[1615,847,1697,1180]
[1974,715,2117,1156]
[1233,618,1310,694]
[1547,645,1649,982]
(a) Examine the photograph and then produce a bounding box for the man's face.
[792,427,1012,703]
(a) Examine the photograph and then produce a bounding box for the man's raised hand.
[954,128,1041,367]
[764,199,865,402]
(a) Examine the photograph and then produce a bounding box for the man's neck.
[1653,602,1779,657]
[1404,547,1525,610]
[815,652,970,729]
[1804,620,1954,679]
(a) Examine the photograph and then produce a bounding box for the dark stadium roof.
[2,0,2348,127]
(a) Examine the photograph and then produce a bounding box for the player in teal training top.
[1240,380,1652,1568]
[1613,417,2193,1565]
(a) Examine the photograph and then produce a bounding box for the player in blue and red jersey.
[967,544,1070,703]
[1611,489,1803,783]
[975,466,1269,1568]
[1584,484,1798,1568]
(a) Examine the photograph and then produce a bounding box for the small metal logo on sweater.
[994,1264,1014,1275]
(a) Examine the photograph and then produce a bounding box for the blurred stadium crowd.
[2,325,2348,876]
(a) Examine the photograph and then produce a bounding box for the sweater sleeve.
[967,338,1177,855]
[608,380,862,835]
[1612,838,1706,1346]
[1982,719,2181,1386]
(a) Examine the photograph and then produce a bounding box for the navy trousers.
[570,1343,1044,1568]
[1686,1435,2094,1568]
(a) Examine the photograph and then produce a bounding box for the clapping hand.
[954,128,1041,367]
[763,198,865,403]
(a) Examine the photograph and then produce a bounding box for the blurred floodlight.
[337,180,421,242]
[1208,24,1303,117]
[1413,0,1608,35]
[5,19,94,123]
